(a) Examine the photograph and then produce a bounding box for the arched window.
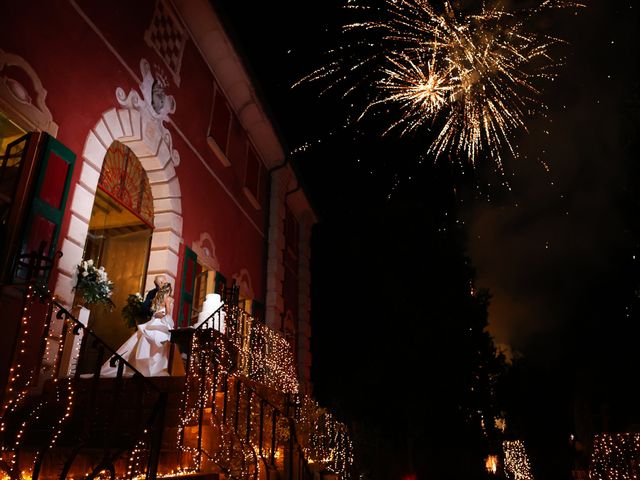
[98,141,154,227]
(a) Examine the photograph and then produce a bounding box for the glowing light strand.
[590,433,640,480]
[503,440,534,480]
[176,305,353,479]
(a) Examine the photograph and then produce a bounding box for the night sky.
[217,1,640,478]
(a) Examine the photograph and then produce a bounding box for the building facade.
[0,1,350,479]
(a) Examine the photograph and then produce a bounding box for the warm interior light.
[486,455,499,474]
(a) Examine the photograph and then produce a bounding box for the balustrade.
[0,257,351,480]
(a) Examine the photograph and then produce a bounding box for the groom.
[142,275,167,319]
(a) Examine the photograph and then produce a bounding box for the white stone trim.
[154,211,183,236]
[150,176,181,199]
[147,249,179,278]
[115,59,180,167]
[58,239,84,278]
[78,162,101,194]
[154,197,182,215]
[70,184,96,223]
[192,232,220,271]
[232,268,255,300]
[67,214,90,248]
[81,131,107,171]
[0,49,58,136]
[102,108,125,140]
[118,109,133,137]
[151,230,181,255]
[54,105,183,307]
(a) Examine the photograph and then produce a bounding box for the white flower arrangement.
[74,259,115,309]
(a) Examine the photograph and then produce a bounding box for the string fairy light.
[503,440,534,480]
[175,304,354,479]
[298,396,354,478]
[0,284,48,474]
[1,287,352,480]
[0,287,81,480]
[226,306,299,394]
[590,433,640,480]
[0,286,166,480]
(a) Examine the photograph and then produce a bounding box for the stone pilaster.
[264,168,292,331]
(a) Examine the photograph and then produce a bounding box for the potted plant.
[121,293,147,329]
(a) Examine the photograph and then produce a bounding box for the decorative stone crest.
[0,49,58,135]
[115,59,180,166]
[192,232,220,271]
[232,268,254,300]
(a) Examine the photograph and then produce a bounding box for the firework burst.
[297,0,581,169]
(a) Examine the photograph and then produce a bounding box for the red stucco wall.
[1,0,269,300]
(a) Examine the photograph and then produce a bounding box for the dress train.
[100,306,174,377]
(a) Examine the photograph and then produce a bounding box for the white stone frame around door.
[54,105,183,308]
[53,63,184,310]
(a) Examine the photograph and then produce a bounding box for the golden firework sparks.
[372,53,455,124]
[297,0,582,169]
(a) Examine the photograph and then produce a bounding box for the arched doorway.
[54,61,183,313]
[81,141,154,354]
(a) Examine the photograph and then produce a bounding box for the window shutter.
[178,246,198,327]
[192,268,208,321]
[227,114,247,166]
[251,300,264,323]
[15,134,75,282]
[243,145,262,209]
[210,86,231,154]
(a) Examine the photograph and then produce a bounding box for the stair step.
[160,473,219,480]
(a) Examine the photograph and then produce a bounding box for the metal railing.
[0,283,167,480]
[174,293,321,480]
[1,251,350,480]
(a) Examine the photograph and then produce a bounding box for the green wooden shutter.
[178,246,198,327]
[15,134,75,282]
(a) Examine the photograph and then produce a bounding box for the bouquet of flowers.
[74,259,114,310]
[121,293,147,329]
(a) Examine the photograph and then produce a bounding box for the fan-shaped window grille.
[98,142,154,227]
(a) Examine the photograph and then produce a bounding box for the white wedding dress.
[100,299,174,377]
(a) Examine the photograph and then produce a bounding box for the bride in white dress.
[101,282,174,377]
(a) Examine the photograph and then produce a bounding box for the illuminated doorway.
[0,112,26,212]
[0,111,27,263]
[81,141,154,356]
